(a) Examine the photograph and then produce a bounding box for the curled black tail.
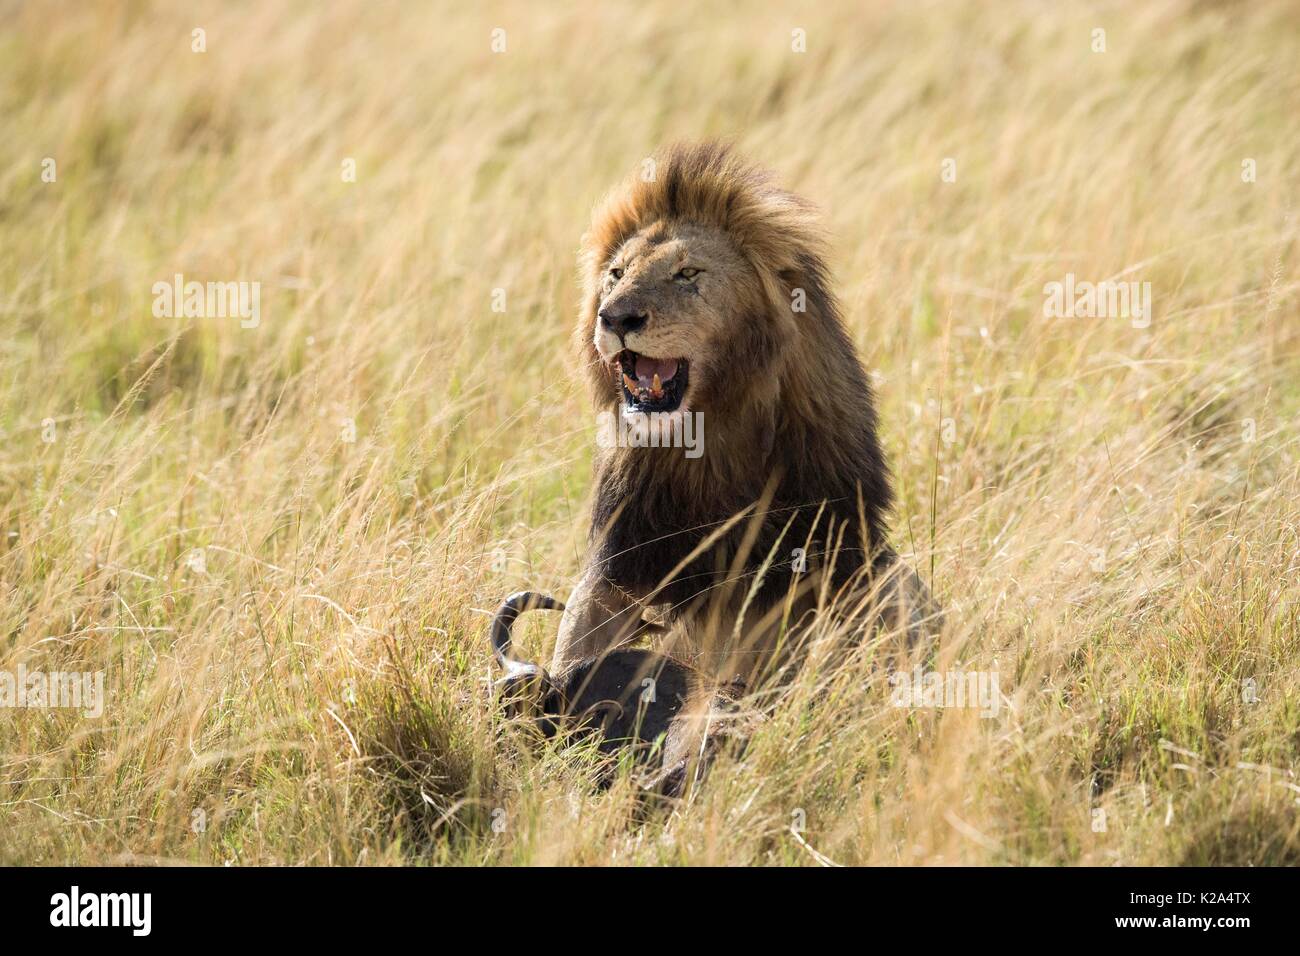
[490,591,565,666]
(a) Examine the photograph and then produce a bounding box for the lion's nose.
[598,308,649,337]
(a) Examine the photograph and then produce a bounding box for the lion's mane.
[575,143,893,613]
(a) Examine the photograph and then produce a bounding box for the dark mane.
[577,143,893,614]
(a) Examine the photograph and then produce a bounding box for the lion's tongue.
[635,356,678,387]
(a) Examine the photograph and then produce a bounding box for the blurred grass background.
[0,0,1297,864]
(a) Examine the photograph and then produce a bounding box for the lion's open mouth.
[615,350,689,413]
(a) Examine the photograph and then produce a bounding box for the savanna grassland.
[1,0,1298,865]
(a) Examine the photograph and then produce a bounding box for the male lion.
[506,142,933,711]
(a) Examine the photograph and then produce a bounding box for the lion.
[492,143,934,768]
[552,142,933,678]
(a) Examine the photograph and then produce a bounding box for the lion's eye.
[610,267,624,280]
[674,267,701,281]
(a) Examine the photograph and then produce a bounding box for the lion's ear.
[775,268,811,316]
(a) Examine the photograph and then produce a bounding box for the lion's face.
[591,221,764,421]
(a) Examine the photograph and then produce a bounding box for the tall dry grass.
[0,0,1297,865]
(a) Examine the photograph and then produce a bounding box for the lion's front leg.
[550,567,648,676]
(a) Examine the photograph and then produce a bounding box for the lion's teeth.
[622,373,637,392]
[651,373,662,395]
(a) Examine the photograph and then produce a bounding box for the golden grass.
[1,0,1297,865]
